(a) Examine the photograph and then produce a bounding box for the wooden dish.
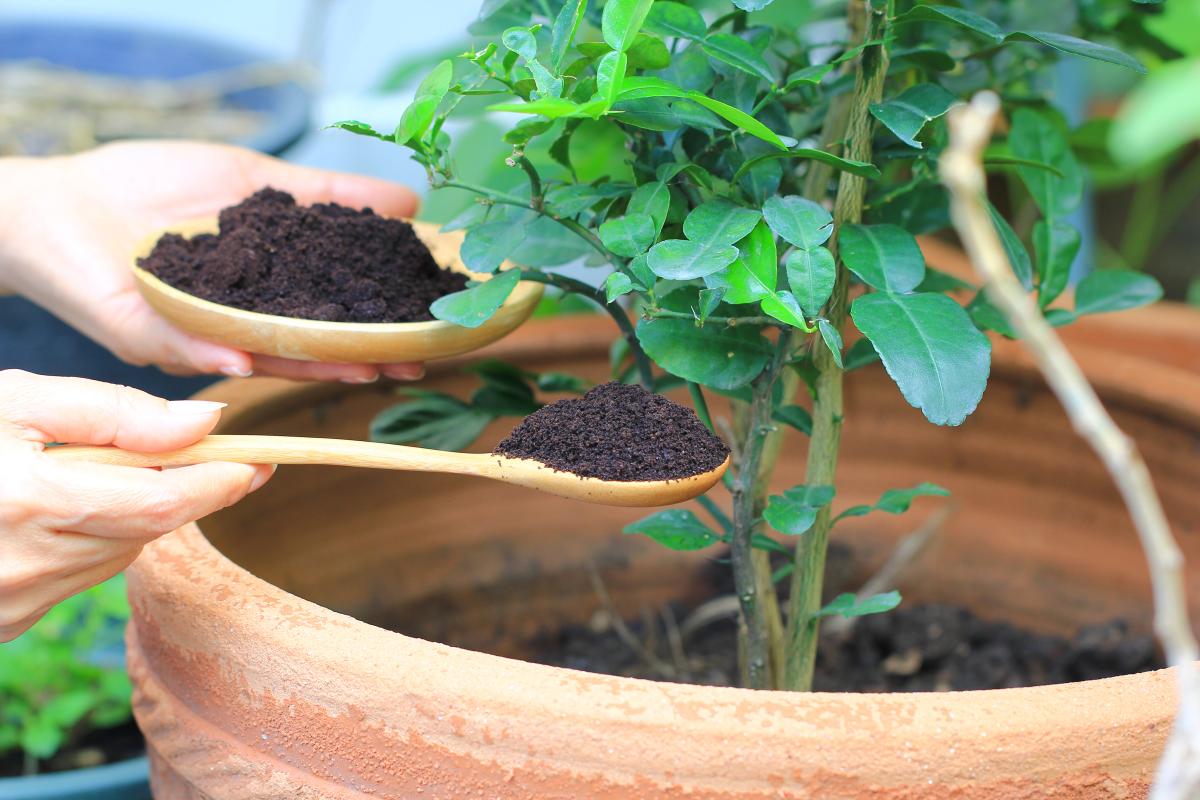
[130,218,543,363]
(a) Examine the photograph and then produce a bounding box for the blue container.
[0,21,311,396]
[0,756,151,800]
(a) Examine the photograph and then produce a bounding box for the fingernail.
[220,365,253,378]
[167,400,227,415]
[383,364,425,381]
[249,464,277,492]
[341,374,380,384]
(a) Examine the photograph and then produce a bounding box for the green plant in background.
[0,576,131,774]
[338,0,1167,690]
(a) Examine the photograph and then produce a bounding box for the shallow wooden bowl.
[130,218,543,363]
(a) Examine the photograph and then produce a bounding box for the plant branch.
[941,91,1200,800]
[644,307,778,327]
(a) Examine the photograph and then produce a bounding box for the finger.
[244,154,420,219]
[34,458,274,539]
[380,363,426,381]
[0,370,227,450]
[248,355,379,383]
[0,552,140,643]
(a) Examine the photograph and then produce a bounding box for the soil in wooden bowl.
[493,381,729,481]
[0,721,143,777]
[138,188,467,323]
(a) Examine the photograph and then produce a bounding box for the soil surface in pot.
[0,721,142,777]
[494,382,729,480]
[139,188,467,323]
[530,599,1163,691]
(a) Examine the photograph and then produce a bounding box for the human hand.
[0,370,274,641]
[0,141,424,383]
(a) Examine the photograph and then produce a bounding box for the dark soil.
[0,721,143,777]
[139,188,467,323]
[532,601,1162,691]
[494,382,730,481]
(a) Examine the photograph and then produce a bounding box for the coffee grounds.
[494,382,729,481]
[138,188,467,323]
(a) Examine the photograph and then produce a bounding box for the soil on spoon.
[493,381,730,481]
[138,188,467,323]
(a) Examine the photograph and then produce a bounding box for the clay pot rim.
[177,313,1198,705]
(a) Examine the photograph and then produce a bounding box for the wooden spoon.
[46,436,731,508]
[130,218,544,363]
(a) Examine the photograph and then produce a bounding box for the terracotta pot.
[126,312,1200,799]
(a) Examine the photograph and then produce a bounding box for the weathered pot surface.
[126,310,1200,799]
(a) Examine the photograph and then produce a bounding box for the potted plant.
[0,576,151,799]
[121,0,1198,797]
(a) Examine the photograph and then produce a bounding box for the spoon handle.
[44,435,481,473]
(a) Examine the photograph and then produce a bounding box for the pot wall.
[126,313,1200,799]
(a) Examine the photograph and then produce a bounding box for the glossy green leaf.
[815,591,902,619]
[785,246,836,317]
[596,50,628,110]
[1005,31,1146,74]
[764,485,835,535]
[850,292,991,426]
[626,33,671,69]
[328,119,389,140]
[602,0,655,52]
[599,213,656,257]
[460,220,525,273]
[489,96,585,117]
[1034,219,1081,308]
[395,59,454,143]
[1075,269,1163,315]
[774,404,813,435]
[623,509,721,550]
[647,239,739,279]
[605,271,635,302]
[568,120,636,181]
[698,287,724,322]
[761,290,810,329]
[1009,109,1083,217]
[371,392,493,451]
[430,269,522,328]
[683,200,763,246]
[892,4,1005,42]
[762,195,833,249]
[509,216,593,267]
[836,482,950,520]
[644,1,707,39]
[817,319,844,368]
[686,92,788,149]
[784,63,833,88]
[986,202,1034,291]
[869,83,958,149]
[722,222,777,303]
[844,337,881,371]
[636,314,772,389]
[550,0,588,71]
[730,148,880,184]
[838,224,926,294]
[502,26,538,61]
[702,33,776,83]
[628,181,670,234]
[627,253,656,289]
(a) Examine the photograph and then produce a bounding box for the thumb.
[0,370,227,452]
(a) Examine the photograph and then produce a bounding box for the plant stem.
[644,307,778,327]
[688,382,715,433]
[783,0,890,692]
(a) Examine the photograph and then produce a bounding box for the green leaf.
[623,509,721,550]
[627,253,656,289]
[430,269,522,328]
[732,0,774,9]
[844,337,881,371]
[490,97,585,117]
[395,59,454,143]
[637,314,772,389]
[605,271,635,302]
[371,393,493,451]
[551,0,588,71]
[698,287,724,322]
[986,202,1034,291]
[599,213,656,257]
[702,33,776,83]
[730,148,880,184]
[1075,269,1163,315]
[502,26,539,61]
[774,404,813,435]
[762,195,833,249]
[837,482,950,520]
[327,119,389,140]
[1034,220,1081,308]
[784,63,833,88]
[626,33,672,69]
[838,224,926,294]
[627,181,670,234]
[647,239,739,279]
[723,221,777,303]
[616,75,688,101]
[764,485,835,535]
[461,220,525,273]
[817,319,844,368]
[1004,31,1146,74]
[686,92,789,150]
[683,200,763,246]
[892,5,1005,42]
[509,217,595,267]
[761,290,810,329]
[1009,108,1083,217]
[596,50,628,110]
[568,120,636,181]
[785,246,836,317]
[1110,60,1200,168]
[644,1,707,40]
[869,83,958,149]
[850,292,991,426]
[603,0,656,52]
[967,292,1017,339]
[815,591,902,619]
[21,714,67,759]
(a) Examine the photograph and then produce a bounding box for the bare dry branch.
[940,91,1200,800]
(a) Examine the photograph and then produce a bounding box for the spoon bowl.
[46,435,731,508]
[131,218,543,363]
